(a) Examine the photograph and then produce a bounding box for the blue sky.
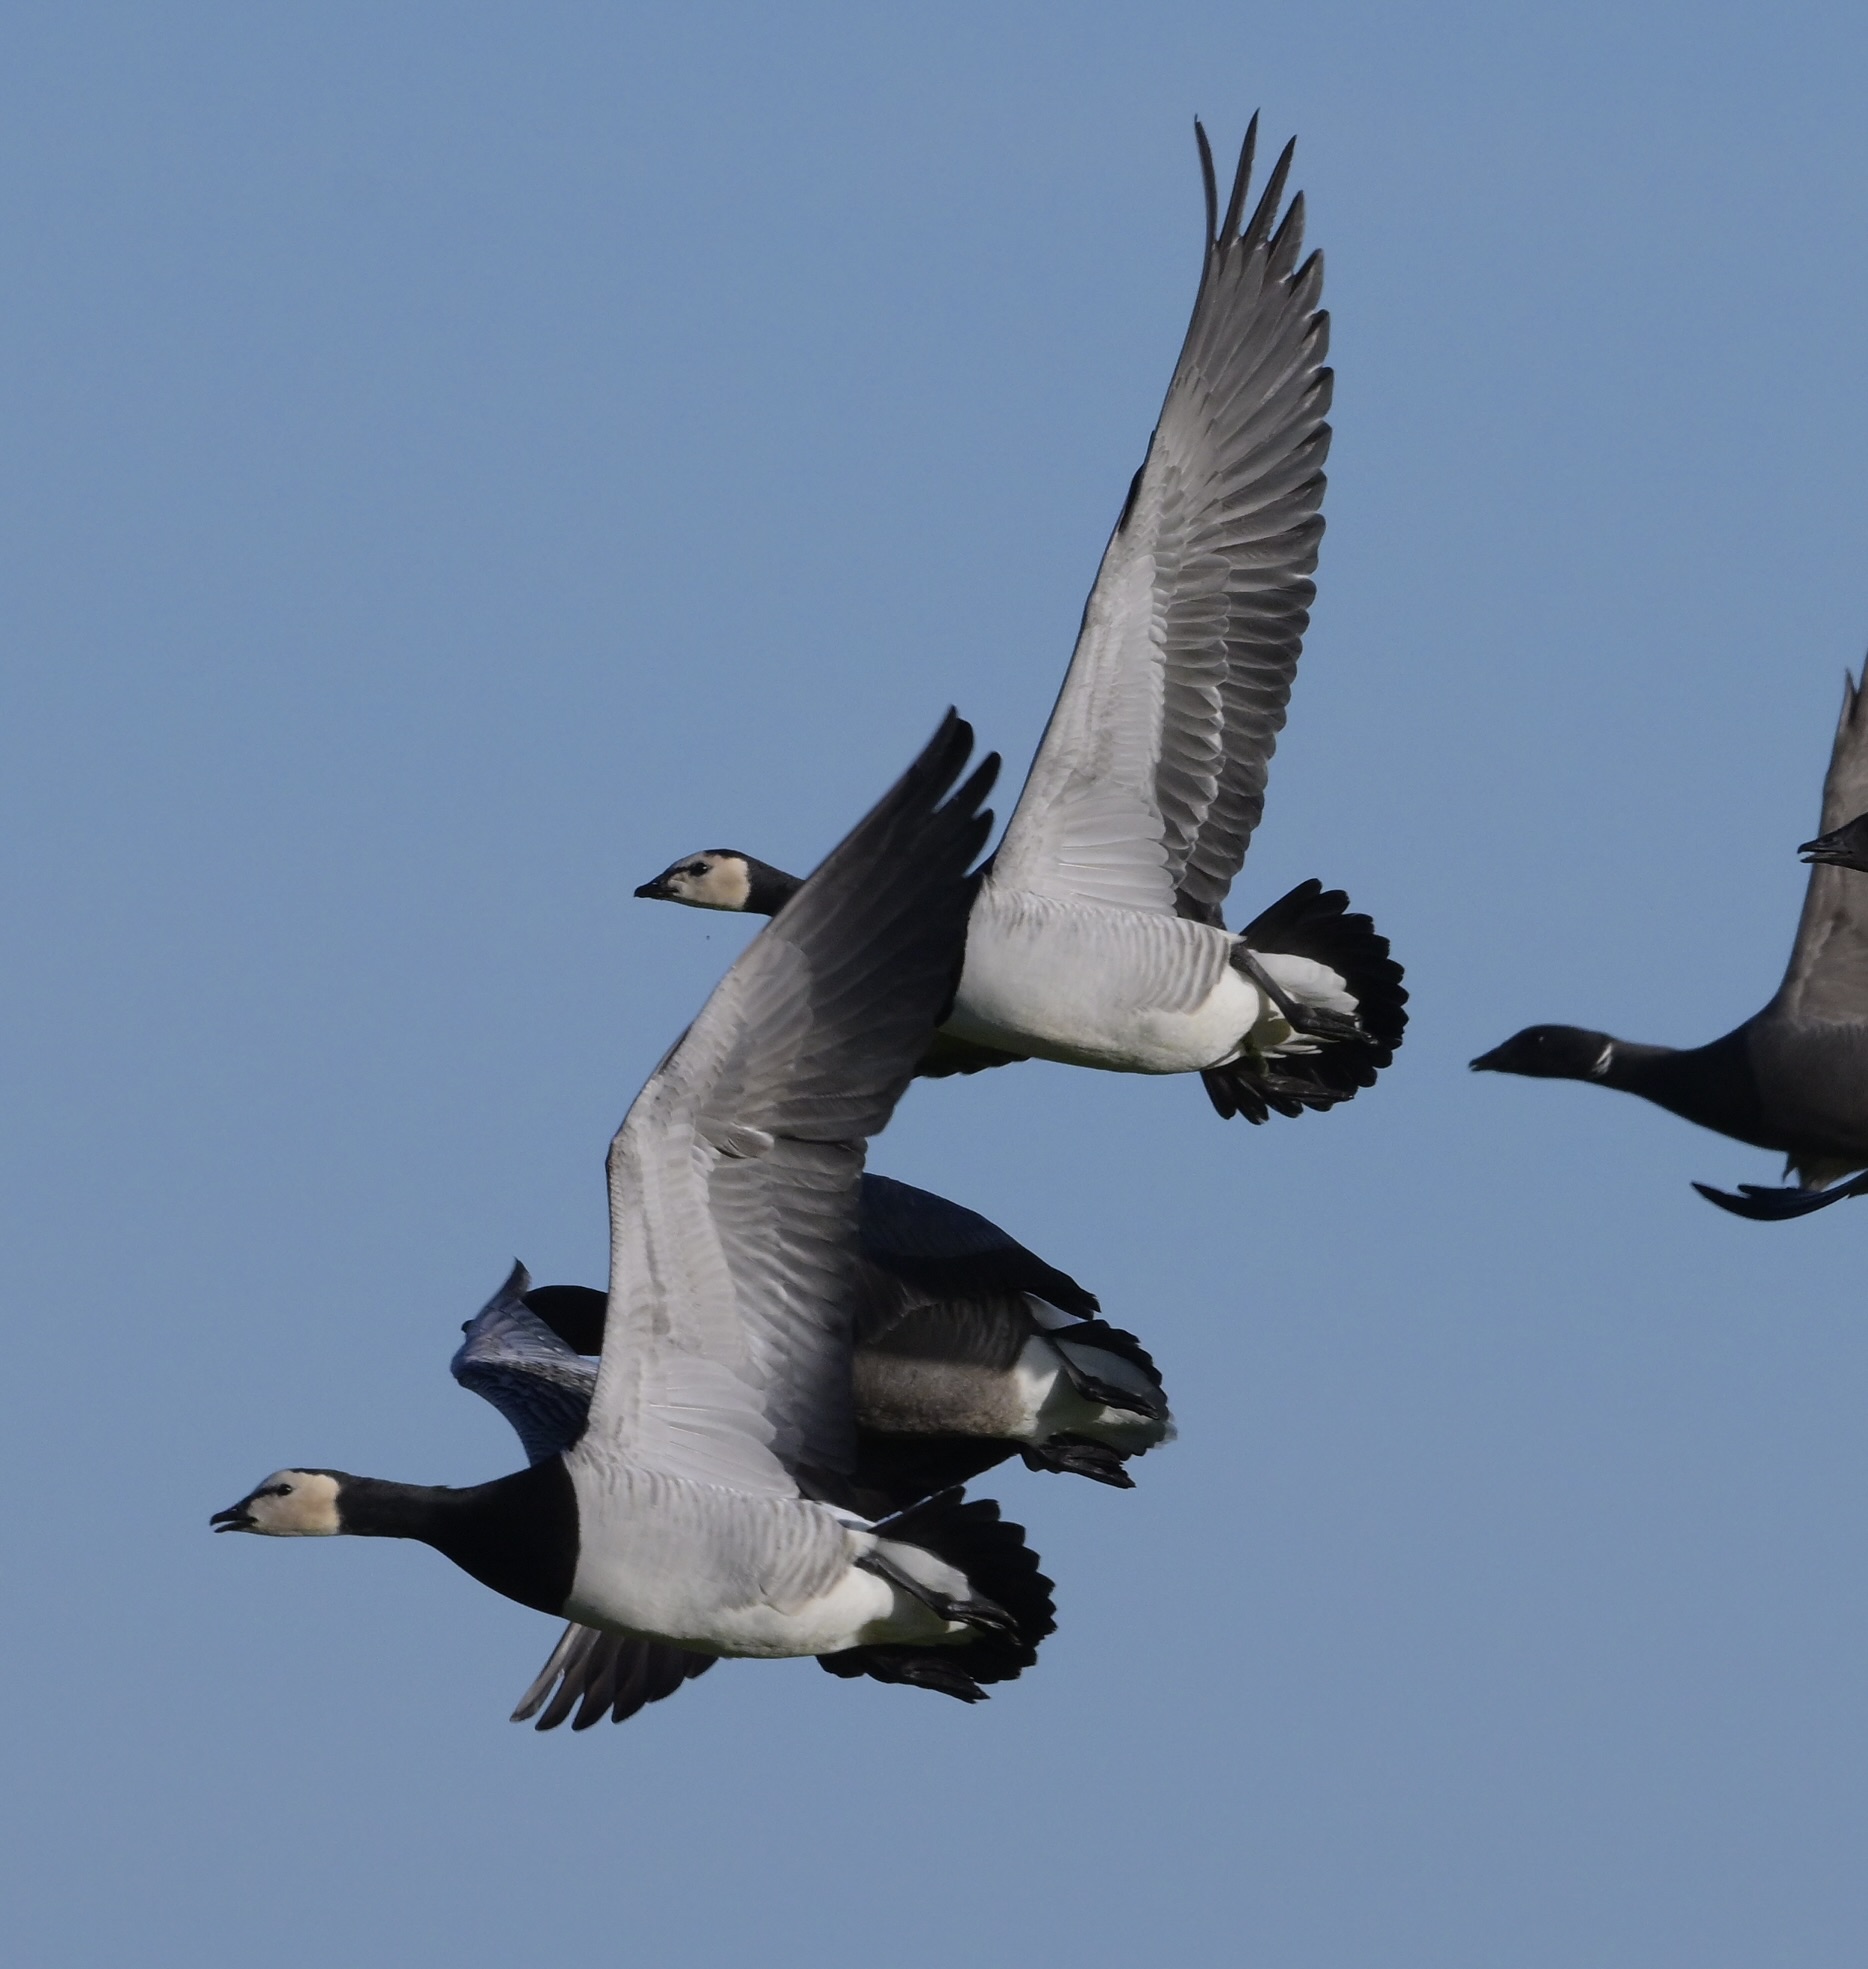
[6,4,1868,1963]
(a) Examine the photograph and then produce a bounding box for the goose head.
[633,851,800,916]
[1799,813,1868,871]
[211,1469,344,1536]
[1470,1024,1616,1081]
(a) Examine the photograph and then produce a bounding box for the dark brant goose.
[634,118,1404,1125]
[1473,673,1868,1219]
[215,716,1057,1716]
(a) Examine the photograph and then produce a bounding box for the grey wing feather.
[590,714,997,1493]
[991,119,1331,923]
[510,1623,714,1731]
[857,1174,1099,1316]
[1777,670,1868,1020]
[450,1262,597,1466]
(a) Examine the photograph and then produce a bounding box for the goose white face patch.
[221,1470,342,1536]
[660,855,753,912]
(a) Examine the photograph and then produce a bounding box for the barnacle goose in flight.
[493,1175,1173,1500]
[1473,673,1868,1220]
[453,1184,1172,1728]
[634,119,1405,1125]
[213,715,1057,1714]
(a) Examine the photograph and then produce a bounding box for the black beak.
[1469,1045,1507,1072]
[211,1501,254,1533]
[1800,835,1849,866]
[633,878,672,900]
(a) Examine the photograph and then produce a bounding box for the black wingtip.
[1692,1177,1868,1222]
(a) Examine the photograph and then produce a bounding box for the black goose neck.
[1590,1038,1680,1096]
[1600,1027,1764,1140]
[745,858,803,915]
[339,1462,578,1617]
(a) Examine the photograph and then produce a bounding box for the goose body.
[938,886,1346,1075]
[477,1174,1170,1494]
[453,1172,1171,1728]
[216,716,1056,1713]
[1473,673,1868,1219]
[635,121,1405,1124]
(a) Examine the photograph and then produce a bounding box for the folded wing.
[856,1173,1098,1316]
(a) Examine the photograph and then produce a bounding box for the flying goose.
[214,715,1059,1714]
[1473,673,1868,1220]
[635,119,1405,1124]
[454,1193,1172,1727]
[490,1176,1172,1499]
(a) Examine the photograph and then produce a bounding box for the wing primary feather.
[1267,193,1308,276]
[1241,136,1297,254]
[1195,118,1218,245]
[1218,110,1259,245]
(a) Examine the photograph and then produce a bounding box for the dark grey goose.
[1473,673,1868,1220]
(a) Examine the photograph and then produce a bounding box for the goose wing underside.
[989,119,1331,926]
[585,715,996,1496]
[449,1263,598,1466]
[1778,671,1868,1021]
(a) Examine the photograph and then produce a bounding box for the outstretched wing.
[990,118,1331,925]
[585,714,997,1496]
[1776,671,1868,1021]
[856,1174,1098,1316]
[449,1263,597,1466]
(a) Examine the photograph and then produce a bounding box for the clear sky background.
[6,4,1868,1964]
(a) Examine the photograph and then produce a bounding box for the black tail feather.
[1050,1317,1169,1419]
[819,1490,1055,1699]
[1209,879,1406,1123]
[1021,1437,1136,1486]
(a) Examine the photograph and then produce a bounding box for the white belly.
[947,887,1261,1073]
[563,1456,976,1659]
[566,1556,915,1659]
